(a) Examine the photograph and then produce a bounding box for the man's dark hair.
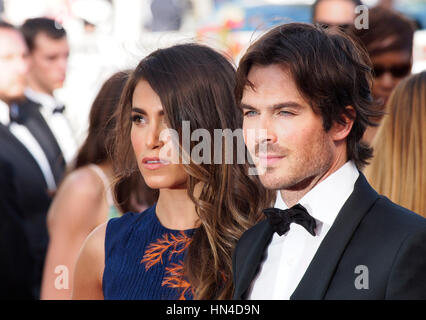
[349,6,415,57]
[0,20,18,31]
[20,17,66,52]
[235,23,381,169]
[312,0,363,22]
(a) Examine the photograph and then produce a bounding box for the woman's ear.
[330,105,355,142]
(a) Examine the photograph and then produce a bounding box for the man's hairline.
[238,62,319,115]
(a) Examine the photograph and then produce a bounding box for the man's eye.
[243,110,258,117]
[278,110,294,116]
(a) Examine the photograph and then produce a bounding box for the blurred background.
[1,0,425,143]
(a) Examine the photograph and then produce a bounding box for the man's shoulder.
[354,173,426,232]
[366,195,426,233]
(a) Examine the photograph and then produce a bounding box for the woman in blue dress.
[72,43,273,300]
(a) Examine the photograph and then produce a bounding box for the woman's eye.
[131,114,146,125]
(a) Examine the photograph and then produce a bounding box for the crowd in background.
[0,0,425,300]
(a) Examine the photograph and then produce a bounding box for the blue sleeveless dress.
[102,204,196,300]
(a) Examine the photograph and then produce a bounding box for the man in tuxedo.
[0,157,34,299]
[0,20,54,299]
[20,17,77,171]
[232,23,426,299]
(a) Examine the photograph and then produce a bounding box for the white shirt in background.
[25,87,78,164]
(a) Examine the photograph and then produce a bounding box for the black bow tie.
[263,204,317,236]
[53,105,65,114]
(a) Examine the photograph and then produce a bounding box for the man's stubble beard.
[258,133,335,192]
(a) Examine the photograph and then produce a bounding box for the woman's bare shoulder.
[72,222,108,299]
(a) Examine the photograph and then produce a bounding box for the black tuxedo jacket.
[0,157,35,299]
[13,98,66,185]
[0,123,53,299]
[232,173,426,299]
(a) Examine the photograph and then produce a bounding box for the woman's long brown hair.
[365,71,426,217]
[71,70,157,212]
[113,43,274,299]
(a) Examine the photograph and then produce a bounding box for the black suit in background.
[0,123,53,299]
[0,158,34,299]
[12,98,66,185]
[233,173,426,300]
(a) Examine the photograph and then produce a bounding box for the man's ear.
[330,105,355,142]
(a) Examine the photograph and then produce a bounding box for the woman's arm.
[40,168,107,299]
[72,222,107,300]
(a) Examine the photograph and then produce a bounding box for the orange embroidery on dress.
[141,231,193,299]
[162,262,192,300]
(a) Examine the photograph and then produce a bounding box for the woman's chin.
[143,176,186,191]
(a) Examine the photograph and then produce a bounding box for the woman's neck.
[156,188,199,230]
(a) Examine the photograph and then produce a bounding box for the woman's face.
[130,79,187,190]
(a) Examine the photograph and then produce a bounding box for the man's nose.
[258,116,277,144]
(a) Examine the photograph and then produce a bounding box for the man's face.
[28,32,69,95]
[371,50,412,107]
[0,28,28,102]
[314,0,356,28]
[241,64,336,191]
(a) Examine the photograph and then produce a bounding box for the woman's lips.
[141,157,171,170]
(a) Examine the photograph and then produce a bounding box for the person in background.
[0,156,34,300]
[0,20,53,300]
[20,17,77,174]
[364,71,426,218]
[40,71,157,300]
[148,0,192,31]
[349,6,416,144]
[312,0,363,30]
[72,43,272,300]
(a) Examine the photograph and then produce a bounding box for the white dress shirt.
[247,161,360,300]
[25,87,78,164]
[0,99,56,191]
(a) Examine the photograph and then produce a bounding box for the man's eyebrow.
[239,102,303,110]
[271,102,303,110]
[239,103,258,110]
[131,107,164,116]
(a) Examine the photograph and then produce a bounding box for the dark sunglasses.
[373,64,411,78]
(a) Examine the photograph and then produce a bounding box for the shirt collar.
[274,161,359,226]
[25,87,60,112]
[0,99,10,126]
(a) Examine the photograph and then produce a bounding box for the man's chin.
[258,174,287,191]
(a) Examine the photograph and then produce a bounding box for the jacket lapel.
[234,220,275,299]
[0,124,41,172]
[290,173,379,299]
[15,100,65,184]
